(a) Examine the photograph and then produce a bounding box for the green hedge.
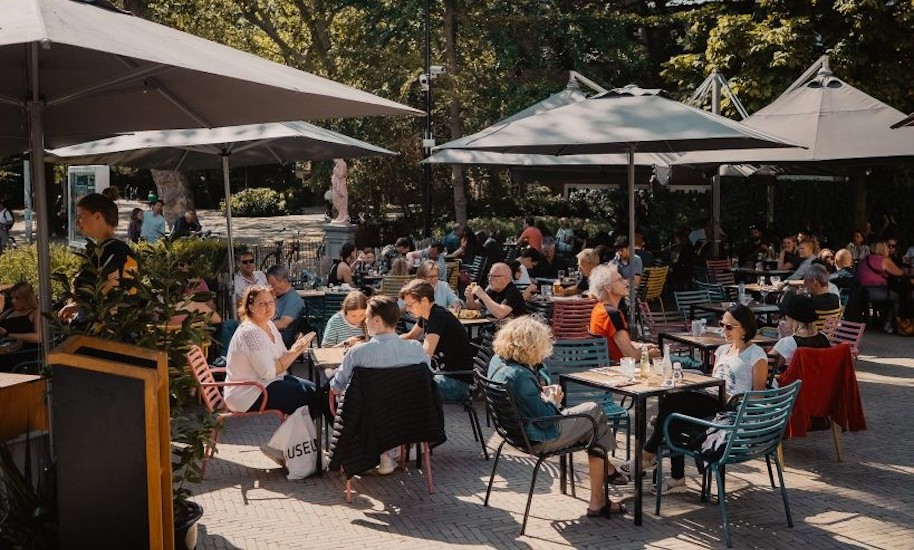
[467,216,613,240]
[220,187,288,217]
[0,244,82,303]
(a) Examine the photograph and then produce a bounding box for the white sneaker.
[652,476,687,495]
[377,453,397,475]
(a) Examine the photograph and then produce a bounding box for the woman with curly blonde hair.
[487,316,628,518]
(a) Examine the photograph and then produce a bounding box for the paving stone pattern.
[193,332,914,549]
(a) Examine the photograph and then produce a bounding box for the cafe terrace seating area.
[189,329,909,549]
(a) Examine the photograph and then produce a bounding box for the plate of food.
[457,309,482,319]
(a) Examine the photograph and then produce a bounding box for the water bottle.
[639,347,650,380]
[662,344,673,382]
[672,362,684,386]
[737,281,746,304]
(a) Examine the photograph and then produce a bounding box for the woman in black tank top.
[328,242,357,286]
[0,282,40,349]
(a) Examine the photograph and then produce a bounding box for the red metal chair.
[823,318,865,360]
[550,297,597,339]
[706,259,736,286]
[186,345,286,477]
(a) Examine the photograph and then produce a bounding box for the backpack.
[0,208,14,230]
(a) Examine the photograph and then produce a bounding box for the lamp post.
[421,0,433,238]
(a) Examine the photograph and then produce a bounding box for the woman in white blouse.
[620,304,768,495]
[224,285,317,415]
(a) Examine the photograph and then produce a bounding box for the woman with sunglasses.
[620,304,768,495]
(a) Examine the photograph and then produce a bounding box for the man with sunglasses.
[233,251,267,308]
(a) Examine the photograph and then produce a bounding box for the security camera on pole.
[419,0,444,238]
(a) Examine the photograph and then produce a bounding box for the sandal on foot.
[620,456,656,475]
[585,501,628,518]
[608,469,629,486]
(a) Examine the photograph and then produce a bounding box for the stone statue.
[330,158,349,225]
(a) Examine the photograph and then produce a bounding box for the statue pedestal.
[323,223,358,262]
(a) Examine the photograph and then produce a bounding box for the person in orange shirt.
[587,264,659,362]
[518,217,543,251]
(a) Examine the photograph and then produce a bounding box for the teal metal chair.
[542,338,630,460]
[673,289,715,322]
[654,380,802,548]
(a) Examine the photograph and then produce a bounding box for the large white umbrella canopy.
[48,121,397,281]
[674,69,914,169]
[0,0,419,359]
[434,84,799,346]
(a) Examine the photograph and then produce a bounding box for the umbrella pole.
[627,144,638,336]
[28,75,52,362]
[222,154,236,318]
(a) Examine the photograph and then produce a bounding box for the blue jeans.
[434,374,471,401]
[249,375,320,416]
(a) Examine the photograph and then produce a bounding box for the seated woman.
[487,316,628,517]
[400,279,473,400]
[321,290,368,348]
[224,285,319,416]
[621,304,768,495]
[769,292,831,376]
[328,242,356,286]
[587,264,659,362]
[506,259,536,301]
[857,241,906,333]
[415,260,461,308]
[168,257,221,325]
[0,282,40,349]
[388,257,410,276]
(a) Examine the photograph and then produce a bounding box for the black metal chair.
[434,358,488,461]
[475,371,611,536]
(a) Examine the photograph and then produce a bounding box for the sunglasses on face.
[240,259,255,265]
[719,322,740,331]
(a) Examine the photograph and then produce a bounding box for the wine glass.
[770,275,781,289]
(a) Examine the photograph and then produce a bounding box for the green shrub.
[0,244,81,303]
[220,187,288,217]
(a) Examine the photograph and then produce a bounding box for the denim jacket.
[487,355,560,442]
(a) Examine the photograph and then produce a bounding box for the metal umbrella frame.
[433,84,800,330]
[49,121,397,284]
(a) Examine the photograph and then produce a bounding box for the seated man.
[464,262,528,319]
[535,236,568,279]
[171,210,202,239]
[233,250,267,308]
[787,238,818,281]
[329,295,430,474]
[400,279,473,400]
[266,265,305,346]
[555,248,599,297]
[803,263,841,311]
[830,249,866,322]
[610,236,643,288]
[406,241,446,281]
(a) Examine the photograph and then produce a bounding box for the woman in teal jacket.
[487,316,628,517]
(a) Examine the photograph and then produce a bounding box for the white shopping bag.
[267,405,319,480]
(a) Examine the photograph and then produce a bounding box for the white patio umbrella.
[48,121,397,281]
[433,84,800,337]
[1,0,420,358]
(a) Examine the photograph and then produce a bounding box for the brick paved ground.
[192,331,914,549]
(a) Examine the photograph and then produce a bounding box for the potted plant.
[50,238,221,549]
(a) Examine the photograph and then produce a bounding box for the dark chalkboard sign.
[49,336,173,550]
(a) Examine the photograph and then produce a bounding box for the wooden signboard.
[49,336,174,550]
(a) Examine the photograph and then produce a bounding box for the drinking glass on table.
[557,269,566,281]
[770,275,782,289]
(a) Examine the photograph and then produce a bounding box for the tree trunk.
[443,0,467,224]
[152,170,193,226]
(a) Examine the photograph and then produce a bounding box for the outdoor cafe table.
[458,316,494,339]
[730,267,793,278]
[657,331,778,372]
[558,369,725,526]
[307,346,347,475]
